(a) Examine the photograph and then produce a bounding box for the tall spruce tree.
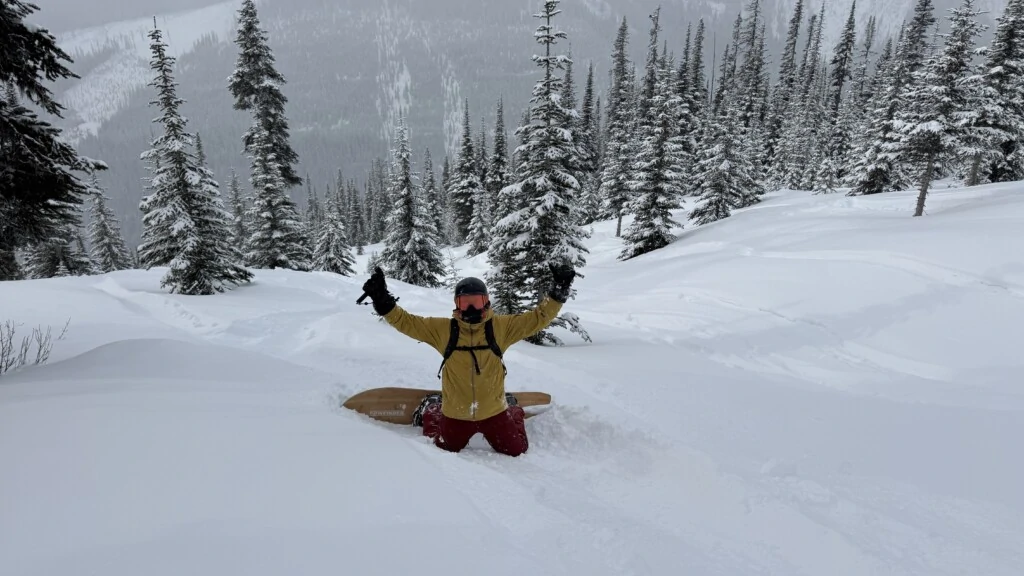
[422,148,445,244]
[138,23,252,294]
[448,101,482,242]
[1,0,107,280]
[485,98,513,224]
[828,1,859,117]
[598,16,635,236]
[487,0,590,346]
[227,0,301,188]
[379,119,445,287]
[86,175,132,273]
[346,180,365,253]
[228,1,308,269]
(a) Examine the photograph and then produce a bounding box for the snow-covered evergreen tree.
[896,0,986,216]
[968,0,1024,184]
[485,98,513,224]
[312,186,355,276]
[599,16,636,236]
[577,63,603,224]
[243,125,310,270]
[448,102,483,243]
[227,0,301,189]
[227,168,249,249]
[620,49,684,260]
[304,176,322,247]
[86,175,132,273]
[421,147,445,245]
[689,106,758,225]
[347,180,366,253]
[487,0,590,345]
[847,0,937,195]
[137,23,252,294]
[24,220,95,279]
[827,1,859,117]
[378,119,445,288]
[194,133,252,286]
[1,0,106,281]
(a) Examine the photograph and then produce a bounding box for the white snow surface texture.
[2,183,1022,575]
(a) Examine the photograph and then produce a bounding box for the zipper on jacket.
[469,322,477,418]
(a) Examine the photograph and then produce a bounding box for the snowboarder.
[360,263,576,456]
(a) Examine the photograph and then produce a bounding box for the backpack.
[436,318,507,379]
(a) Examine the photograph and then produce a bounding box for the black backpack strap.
[436,318,507,379]
[437,318,460,379]
[484,319,507,376]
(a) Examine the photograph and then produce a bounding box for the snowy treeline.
[6,0,1024,306]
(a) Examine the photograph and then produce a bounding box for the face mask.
[461,305,483,323]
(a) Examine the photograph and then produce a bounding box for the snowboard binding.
[411,393,442,427]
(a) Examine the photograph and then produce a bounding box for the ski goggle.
[455,294,489,311]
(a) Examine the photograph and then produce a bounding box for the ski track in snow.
[2,184,1023,575]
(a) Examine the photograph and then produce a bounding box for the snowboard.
[342,387,552,425]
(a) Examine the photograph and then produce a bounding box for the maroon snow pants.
[421,403,529,457]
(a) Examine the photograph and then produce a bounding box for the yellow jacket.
[382,297,563,421]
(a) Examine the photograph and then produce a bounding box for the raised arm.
[381,306,449,353]
[501,262,576,345]
[360,267,448,353]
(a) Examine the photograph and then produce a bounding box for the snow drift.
[2,182,1022,575]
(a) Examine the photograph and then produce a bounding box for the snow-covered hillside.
[55,1,238,143]
[2,183,1022,575]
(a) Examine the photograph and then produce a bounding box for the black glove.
[362,267,396,315]
[548,261,575,303]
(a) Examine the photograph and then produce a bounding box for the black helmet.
[454,277,488,296]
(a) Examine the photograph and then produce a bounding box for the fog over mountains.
[37,0,1007,245]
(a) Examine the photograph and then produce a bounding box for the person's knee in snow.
[362,263,576,456]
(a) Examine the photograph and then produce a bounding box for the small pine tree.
[86,175,132,272]
[312,190,356,276]
[465,187,493,257]
[378,119,446,288]
[689,108,754,225]
[24,225,95,279]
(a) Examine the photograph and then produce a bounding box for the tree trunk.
[616,213,623,237]
[914,154,935,217]
[966,152,982,187]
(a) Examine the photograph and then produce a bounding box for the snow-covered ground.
[2,183,1023,575]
